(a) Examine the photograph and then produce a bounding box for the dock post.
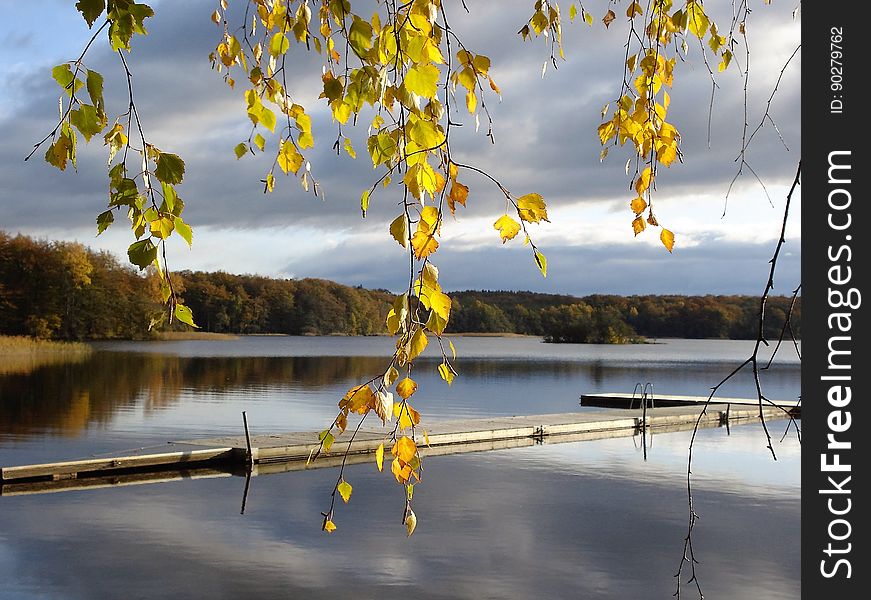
[242,411,254,468]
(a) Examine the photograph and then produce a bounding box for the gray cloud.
[0,1,801,293]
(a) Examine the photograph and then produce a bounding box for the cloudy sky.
[0,1,801,296]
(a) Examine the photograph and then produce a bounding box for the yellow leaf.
[408,328,428,360]
[465,90,477,114]
[339,384,375,415]
[533,249,547,278]
[337,479,353,503]
[375,442,385,471]
[429,290,451,321]
[396,377,418,399]
[423,430,431,446]
[686,1,710,38]
[419,205,440,232]
[632,216,646,236]
[405,509,417,537]
[661,228,675,252]
[516,193,549,223]
[630,197,647,215]
[394,401,420,430]
[493,214,521,243]
[389,214,408,248]
[448,181,468,214]
[404,63,440,98]
[383,366,399,387]
[336,411,347,434]
[634,167,653,195]
[392,436,417,463]
[323,519,337,533]
[278,140,303,174]
[391,457,412,483]
[449,339,456,360]
[626,1,643,17]
[421,263,440,289]
[438,362,454,385]
[411,231,439,259]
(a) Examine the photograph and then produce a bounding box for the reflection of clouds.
[0,433,799,599]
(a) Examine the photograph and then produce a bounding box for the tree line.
[1,232,800,342]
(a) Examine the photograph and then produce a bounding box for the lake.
[0,336,800,599]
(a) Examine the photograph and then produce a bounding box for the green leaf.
[259,106,277,132]
[154,152,185,185]
[96,210,114,235]
[533,248,548,278]
[318,430,335,453]
[173,217,193,247]
[348,16,373,57]
[51,64,82,96]
[234,142,248,159]
[86,69,104,113]
[174,303,198,328]
[127,239,157,269]
[253,133,266,151]
[76,0,106,27]
[337,480,353,503]
[268,32,290,57]
[70,104,105,141]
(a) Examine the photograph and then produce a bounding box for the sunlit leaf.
[516,193,549,223]
[661,228,675,252]
[396,377,418,399]
[323,519,337,533]
[533,249,548,278]
[634,167,652,195]
[174,303,198,328]
[392,436,417,463]
[438,362,455,385]
[375,442,385,471]
[493,214,521,243]
[337,480,353,503]
[408,328,428,361]
[405,509,417,536]
[411,231,439,259]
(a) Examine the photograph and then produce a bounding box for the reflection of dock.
[1,403,795,495]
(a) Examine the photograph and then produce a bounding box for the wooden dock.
[1,403,792,495]
[581,392,800,416]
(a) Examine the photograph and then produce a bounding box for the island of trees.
[1,231,800,343]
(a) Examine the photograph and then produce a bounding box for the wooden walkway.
[1,403,792,495]
[581,392,800,415]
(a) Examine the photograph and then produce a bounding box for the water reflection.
[0,349,800,440]
[0,425,799,600]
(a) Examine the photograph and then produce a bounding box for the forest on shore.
[1,231,800,343]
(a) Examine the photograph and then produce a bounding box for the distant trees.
[449,291,800,342]
[0,231,158,339]
[1,232,800,342]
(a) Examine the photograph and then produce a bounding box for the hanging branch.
[674,161,801,599]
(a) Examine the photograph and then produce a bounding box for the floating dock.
[581,392,800,416]
[1,402,795,495]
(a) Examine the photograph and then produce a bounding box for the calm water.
[0,337,801,599]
